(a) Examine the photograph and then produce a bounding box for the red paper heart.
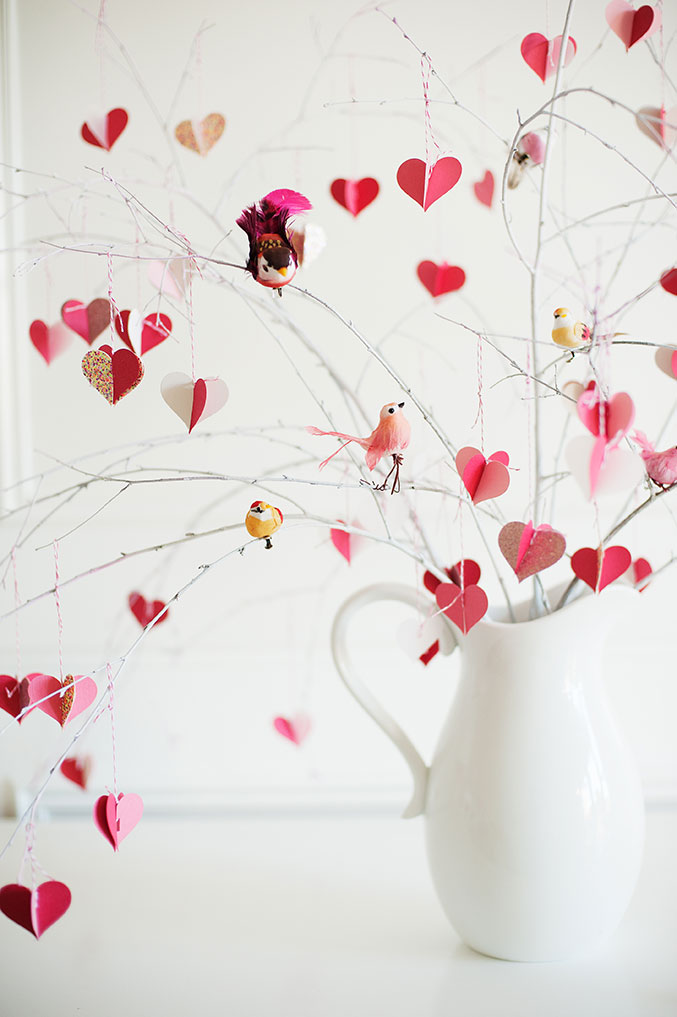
[397,157,462,210]
[631,557,652,591]
[273,714,311,746]
[571,545,632,592]
[577,386,634,443]
[60,757,90,789]
[161,373,229,433]
[423,559,481,595]
[520,33,577,82]
[0,881,71,939]
[473,170,494,207]
[115,310,172,355]
[330,177,379,216]
[82,345,144,404]
[419,641,440,666]
[61,298,110,345]
[435,582,488,634]
[0,675,21,720]
[456,447,510,504]
[29,320,73,364]
[94,792,144,851]
[498,520,566,582]
[660,268,677,295]
[416,261,466,297]
[29,673,97,727]
[81,108,129,151]
[128,592,168,628]
[330,521,352,563]
[606,1,660,49]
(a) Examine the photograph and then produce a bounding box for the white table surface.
[0,807,675,1017]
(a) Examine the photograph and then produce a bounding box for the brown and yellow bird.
[551,307,591,350]
[245,501,284,549]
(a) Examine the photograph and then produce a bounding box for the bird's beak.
[398,401,405,408]
[278,266,287,277]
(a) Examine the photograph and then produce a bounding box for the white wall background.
[1,0,676,815]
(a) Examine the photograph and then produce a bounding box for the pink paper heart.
[520,33,577,82]
[498,520,566,582]
[94,792,144,851]
[636,106,677,149]
[330,521,353,563]
[577,386,635,444]
[115,310,172,355]
[128,592,168,628]
[60,756,90,790]
[571,545,632,592]
[435,582,488,634]
[61,298,110,345]
[330,177,379,216]
[605,1,661,49]
[81,108,128,151]
[416,261,466,297]
[654,346,677,379]
[566,434,644,499]
[0,881,71,939]
[273,714,311,746]
[456,447,510,504]
[29,320,73,365]
[161,372,229,433]
[397,156,462,210]
[28,674,97,727]
[473,170,494,207]
[630,556,652,591]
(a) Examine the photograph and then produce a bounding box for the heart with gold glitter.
[82,345,144,404]
[175,114,225,156]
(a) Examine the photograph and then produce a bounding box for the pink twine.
[11,549,21,680]
[107,251,122,344]
[53,541,64,680]
[420,53,441,187]
[96,0,107,107]
[167,227,202,382]
[525,344,534,518]
[106,662,118,797]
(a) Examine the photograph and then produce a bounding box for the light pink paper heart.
[435,582,488,634]
[571,545,632,592]
[456,446,510,504]
[29,674,97,727]
[273,713,311,746]
[0,881,71,939]
[29,320,73,365]
[148,259,190,299]
[498,520,566,582]
[605,1,661,50]
[397,156,462,210]
[654,346,677,379]
[161,372,229,433]
[416,261,466,297]
[566,435,644,499]
[94,792,144,851]
[636,106,677,149]
[473,171,494,207]
[520,33,577,82]
[577,386,635,443]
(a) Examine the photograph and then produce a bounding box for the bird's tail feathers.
[631,429,654,454]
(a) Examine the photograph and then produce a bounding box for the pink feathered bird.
[632,431,677,488]
[307,402,411,493]
[236,188,312,294]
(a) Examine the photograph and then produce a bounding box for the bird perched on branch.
[307,402,411,494]
[551,307,591,350]
[245,501,284,548]
[507,131,546,189]
[632,432,677,488]
[236,188,311,294]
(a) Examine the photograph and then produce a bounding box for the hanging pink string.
[96,0,107,107]
[525,344,535,518]
[106,662,119,798]
[107,251,122,344]
[53,541,64,681]
[11,549,21,681]
[420,53,441,182]
[166,227,202,383]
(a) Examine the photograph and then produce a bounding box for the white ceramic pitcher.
[331,582,645,962]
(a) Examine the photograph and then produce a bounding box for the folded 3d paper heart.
[29,320,73,365]
[115,309,172,355]
[93,792,144,851]
[81,108,128,150]
[397,156,462,210]
[82,345,144,404]
[161,372,229,432]
[28,673,97,727]
[520,33,577,82]
[456,447,511,504]
[435,581,488,634]
[498,520,566,582]
[175,113,225,155]
[61,298,110,345]
[417,261,466,297]
[0,881,71,939]
[330,177,380,216]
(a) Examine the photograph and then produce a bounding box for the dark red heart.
[330,177,379,216]
[60,756,90,789]
[424,559,481,595]
[129,592,168,628]
[571,545,632,592]
[0,674,35,723]
[0,881,71,938]
[660,268,677,295]
[419,641,440,666]
[417,261,466,297]
[115,310,172,355]
[81,108,129,151]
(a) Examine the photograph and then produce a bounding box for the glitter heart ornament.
[498,520,566,582]
[81,108,128,150]
[82,345,144,404]
[161,372,229,433]
[29,320,73,365]
[0,881,71,939]
[94,792,144,851]
[571,545,632,592]
[175,114,225,155]
[456,447,510,504]
[397,156,462,210]
[28,673,97,727]
[417,261,466,297]
[605,1,661,50]
[61,298,110,345]
[330,177,380,216]
[520,33,577,82]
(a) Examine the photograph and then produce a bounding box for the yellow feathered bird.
[245,501,283,549]
[551,307,591,350]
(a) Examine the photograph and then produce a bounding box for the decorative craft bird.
[245,501,284,548]
[307,402,411,494]
[632,431,677,488]
[507,131,546,189]
[236,188,312,294]
[551,307,591,350]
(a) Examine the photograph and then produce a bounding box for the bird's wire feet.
[373,454,404,495]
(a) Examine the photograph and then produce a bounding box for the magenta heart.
[94,792,144,851]
[456,447,510,504]
[577,387,635,443]
[498,520,566,582]
[273,714,311,745]
[397,156,462,210]
[605,0,660,50]
[417,261,466,297]
[520,33,577,82]
[29,320,73,365]
[473,170,494,207]
[81,108,129,151]
[60,757,90,789]
[330,522,352,563]
[61,298,110,345]
[571,545,632,592]
[330,177,379,216]
[0,880,71,939]
[29,674,97,727]
[435,582,488,634]
[128,592,168,628]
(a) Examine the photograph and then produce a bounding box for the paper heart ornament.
[115,310,172,355]
[423,559,481,596]
[329,521,363,564]
[397,157,462,210]
[29,320,73,365]
[520,33,577,82]
[94,792,144,851]
[566,435,644,499]
[0,674,35,722]
[29,673,97,727]
[82,345,144,404]
[571,545,632,593]
[605,1,661,50]
[148,259,190,299]
[629,556,652,591]
[636,106,677,149]
[81,108,128,150]
[0,881,71,939]
[417,261,466,298]
[161,372,229,433]
[660,268,677,295]
[473,171,494,207]
[60,756,91,790]
[435,582,488,634]
[273,713,311,746]
[175,114,225,155]
[577,385,635,443]
[397,614,456,662]
[498,520,566,582]
[330,177,379,216]
[61,298,110,345]
[128,592,168,628]
[456,447,510,504]
[562,380,586,409]
[654,346,677,379]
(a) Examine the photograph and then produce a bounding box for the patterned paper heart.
[636,106,677,149]
[94,792,144,851]
[273,713,311,746]
[435,582,488,634]
[520,33,577,82]
[605,1,661,50]
[660,268,677,295]
[456,447,510,504]
[175,114,225,155]
[82,345,144,404]
[0,881,71,939]
[115,310,172,355]
[161,372,229,433]
[498,520,566,583]
[473,171,494,207]
[417,261,466,297]
[397,156,462,210]
[81,108,129,151]
[577,385,635,443]
[28,673,97,727]
[128,592,168,628]
[571,545,632,592]
[61,298,110,345]
[330,177,379,216]
[423,559,481,596]
[29,320,73,365]
[60,756,91,790]
[654,346,677,379]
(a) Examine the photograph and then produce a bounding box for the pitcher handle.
[331,582,458,819]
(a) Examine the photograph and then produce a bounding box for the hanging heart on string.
[635,106,677,149]
[571,545,632,592]
[577,385,635,443]
[0,674,35,722]
[566,435,644,499]
[0,881,71,939]
[628,556,652,591]
[148,259,190,299]
[273,713,311,746]
[81,108,129,150]
[456,447,511,504]
[396,156,462,210]
[61,298,110,345]
[416,261,466,297]
[605,1,661,50]
[60,757,91,790]
[94,792,144,851]
[28,673,97,727]
[473,171,494,207]
[161,372,229,433]
[115,310,172,355]
[660,268,677,295]
[654,346,677,379]
[82,345,144,404]
[329,521,364,564]
[330,177,380,216]
[128,592,168,628]
[435,582,488,634]
[498,520,566,582]
[175,114,225,155]
[423,559,481,596]
[397,614,456,663]
[520,33,577,82]
[29,320,73,365]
